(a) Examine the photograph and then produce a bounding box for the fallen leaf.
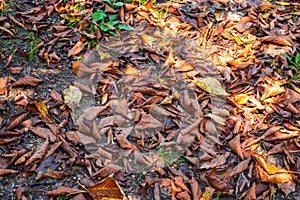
[0,168,19,176]
[0,76,8,95]
[46,186,84,196]
[12,76,43,87]
[6,112,29,131]
[192,77,229,96]
[68,40,85,57]
[135,113,163,130]
[88,176,126,200]
[260,85,285,101]
[228,134,243,159]
[34,99,53,123]
[234,93,250,105]
[189,177,202,200]
[230,158,251,177]
[63,85,82,106]
[245,182,256,200]
[24,138,49,172]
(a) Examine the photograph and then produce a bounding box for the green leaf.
[92,10,106,22]
[113,2,124,7]
[100,24,110,32]
[108,20,119,26]
[89,24,95,32]
[109,30,118,36]
[295,53,300,67]
[109,15,117,21]
[118,24,134,31]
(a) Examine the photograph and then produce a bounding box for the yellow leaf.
[234,36,244,45]
[34,99,53,122]
[215,11,225,22]
[140,34,157,45]
[234,94,250,105]
[275,1,290,6]
[97,49,111,60]
[62,85,82,106]
[60,14,82,23]
[192,77,229,96]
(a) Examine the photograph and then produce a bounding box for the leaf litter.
[0,0,300,200]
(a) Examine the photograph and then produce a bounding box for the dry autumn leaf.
[11,75,43,87]
[68,40,85,57]
[34,99,53,123]
[192,77,229,96]
[88,176,126,200]
[62,85,82,106]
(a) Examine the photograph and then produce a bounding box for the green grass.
[27,32,41,61]
[286,51,300,80]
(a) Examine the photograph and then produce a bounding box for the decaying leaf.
[11,76,43,87]
[192,77,229,96]
[63,85,82,106]
[34,99,53,123]
[46,186,84,196]
[24,138,49,172]
[68,40,85,57]
[228,134,243,159]
[260,85,285,101]
[88,176,126,200]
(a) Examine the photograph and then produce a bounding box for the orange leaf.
[174,60,194,72]
[88,176,126,200]
[254,154,289,175]
[68,40,85,57]
[125,65,139,76]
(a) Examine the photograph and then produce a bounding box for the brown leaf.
[244,182,256,200]
[6,112,29,131]
[206,169,227,191]
[92,164,122,179]
[15,187,27,200]
[189,177,201,200]
[228,134,243,159]
[176,191,191,200]
[50,90,64,104]
[277,181,296,196]
[24,138,49,172]
[174,60,194,72]
[72,61,95,78]
[116,135,134,149]
[46,186,84,196]
[87,176,126,200]
[135,113,163,130]
[30,126,56,142]
[11,76,43,87]
[68,40,85,57]
[230,158,251,177]
[0,76,8,95]
[0,168,19,176]
[40,169,68,179]
[260,35,293,47]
